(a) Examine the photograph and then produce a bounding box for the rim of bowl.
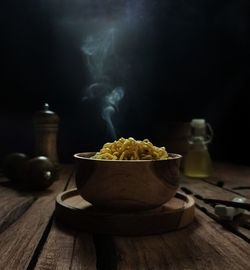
[74,152,182,162]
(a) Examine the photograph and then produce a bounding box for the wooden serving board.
[55,189,195,236]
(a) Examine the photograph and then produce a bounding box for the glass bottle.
[183,119,213,178]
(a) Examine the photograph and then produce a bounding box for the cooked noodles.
[91,137,168,160]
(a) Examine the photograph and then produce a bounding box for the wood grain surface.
[113,210,250,270]
[209,162,250,198]
[0,185,35,233]
[180,179,250,242]
[35,174,97,270]
[0,166,73,270]
[0,163,250,270]
[34,222,96,270]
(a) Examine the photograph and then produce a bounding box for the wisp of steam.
[81,28,124,140]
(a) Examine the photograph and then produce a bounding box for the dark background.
[0,0,249,164]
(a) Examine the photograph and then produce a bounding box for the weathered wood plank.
[181,177,250,203]
[34,222,76,270]
[113,210,250,270]
[180,178,250,241]
[34,171,78,270]
[0,185,35,233]
[70,232,96,270]
[0,166,72,270]
[35,172,97,270]
[209,163,250,198]
[69,176,96,270]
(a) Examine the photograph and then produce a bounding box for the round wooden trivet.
[55,188,195,236]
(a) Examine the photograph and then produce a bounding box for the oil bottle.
[183,119,213,178]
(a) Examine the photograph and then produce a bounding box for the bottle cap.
[190,119,206,129]
[189,119,213,143]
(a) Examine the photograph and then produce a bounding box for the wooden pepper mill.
[33,103,60,166]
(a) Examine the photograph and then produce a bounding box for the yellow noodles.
[92,137,168,160]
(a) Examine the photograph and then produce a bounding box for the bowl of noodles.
[74,138,182,210]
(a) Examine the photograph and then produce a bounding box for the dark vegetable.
[2,153,56,190]
[2,153,28,181]
[24,156,56,190]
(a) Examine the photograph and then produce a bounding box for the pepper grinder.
[33,103,60,166]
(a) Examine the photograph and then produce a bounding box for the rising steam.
[82,28,124,140]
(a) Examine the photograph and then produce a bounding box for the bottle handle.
[206,123,213,143]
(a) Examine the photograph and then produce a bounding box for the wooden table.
[0,163,249,270]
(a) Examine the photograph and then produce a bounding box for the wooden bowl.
[74,152,182,210]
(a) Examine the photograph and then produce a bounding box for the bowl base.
[55,188,195,235]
